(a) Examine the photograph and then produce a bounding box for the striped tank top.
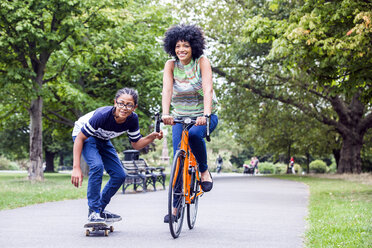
[171,56,218,117]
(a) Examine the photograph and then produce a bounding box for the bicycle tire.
[187,168,200,229]
[168,149,186,238]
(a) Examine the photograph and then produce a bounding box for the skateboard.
[84,221,114,236]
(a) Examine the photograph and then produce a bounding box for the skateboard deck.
[84,221,114,236]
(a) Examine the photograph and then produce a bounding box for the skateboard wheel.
[86,229,90,236]
[110,226,114,232]
[104,230,109,236]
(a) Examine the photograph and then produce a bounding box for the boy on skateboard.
[71,88,163,224]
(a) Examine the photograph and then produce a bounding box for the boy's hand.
[153,130,163,140]
[71,167,83,188]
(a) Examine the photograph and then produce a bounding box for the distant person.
[216,155,223,173]
[288,157,295,174]
[253,156,260,175]
[243,157,255,174]
[71,88,163,224]
[250,157,255,168]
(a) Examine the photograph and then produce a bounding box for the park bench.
[134,158,166,190]
[121,160,147,194]
[121,150,166,193]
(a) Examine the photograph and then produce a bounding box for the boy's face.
[114,94,137,120]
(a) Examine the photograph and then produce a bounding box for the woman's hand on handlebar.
[195,116,207,126]
[162,114,174,125]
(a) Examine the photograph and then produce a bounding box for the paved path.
[0,174,308,248]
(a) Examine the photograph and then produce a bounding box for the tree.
[173,0,372,173]
[41,0,172,164]
[0,0,127,180]
[226,98,341,173]
[0,0,173,180]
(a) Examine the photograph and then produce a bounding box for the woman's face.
[114,94,137,121]
[175,40,192,65]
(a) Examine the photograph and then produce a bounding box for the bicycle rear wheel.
[168,149,186,238]
[187,168,200,229]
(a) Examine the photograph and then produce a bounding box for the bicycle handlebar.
[155,113,161,133]
[206,117,210,142]
[154,113,211,142]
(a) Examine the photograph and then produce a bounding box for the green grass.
[272,175,372,248]
[0,173,108,210]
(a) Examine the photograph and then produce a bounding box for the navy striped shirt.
[72,106,142,142]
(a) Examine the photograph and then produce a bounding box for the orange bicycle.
[155,113,211,238]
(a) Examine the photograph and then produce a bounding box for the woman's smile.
[175,40,192,65]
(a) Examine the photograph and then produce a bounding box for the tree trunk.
[59,153,64,166]
[331,93,368,174]
[44,149,55,172]
[337,135,363,173]
[28,96,44,181]
[332,148,341,170]
[305,152,310,174]
[286,144,291,174]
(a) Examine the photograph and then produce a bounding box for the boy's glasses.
[116,102,135,110]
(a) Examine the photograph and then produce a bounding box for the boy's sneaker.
[88,211,105,223]
[100,210,122,222]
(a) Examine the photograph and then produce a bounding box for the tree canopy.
[0,0,173,179]
[0,0,371,175]
[173,0,372,173]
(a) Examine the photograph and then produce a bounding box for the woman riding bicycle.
[161,24,218,222]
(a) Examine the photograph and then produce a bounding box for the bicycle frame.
[173,127,204,204]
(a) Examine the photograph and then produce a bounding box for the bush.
[274,163,287,174]
[327,162,337,173]
[258,162,275,174]
[293,163,302,174]
[309,160,327,173]
[0,156,19,170]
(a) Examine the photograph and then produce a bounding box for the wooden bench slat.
[134,159,166,190]
[121,160,146,193]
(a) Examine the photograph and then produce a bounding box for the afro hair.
[163,24,205,61]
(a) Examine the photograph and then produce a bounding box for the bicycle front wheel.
[187,168,200,229]
[168,149,186,238]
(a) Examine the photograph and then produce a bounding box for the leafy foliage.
[172,0,372,173]
[0,0,174,170]
[258,162,275,174]
[309,159,328,173]
[0,157,19,170]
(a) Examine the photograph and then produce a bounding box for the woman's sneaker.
[88,211,105,223]
[163,212,181,223]
[100,210,122,222]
